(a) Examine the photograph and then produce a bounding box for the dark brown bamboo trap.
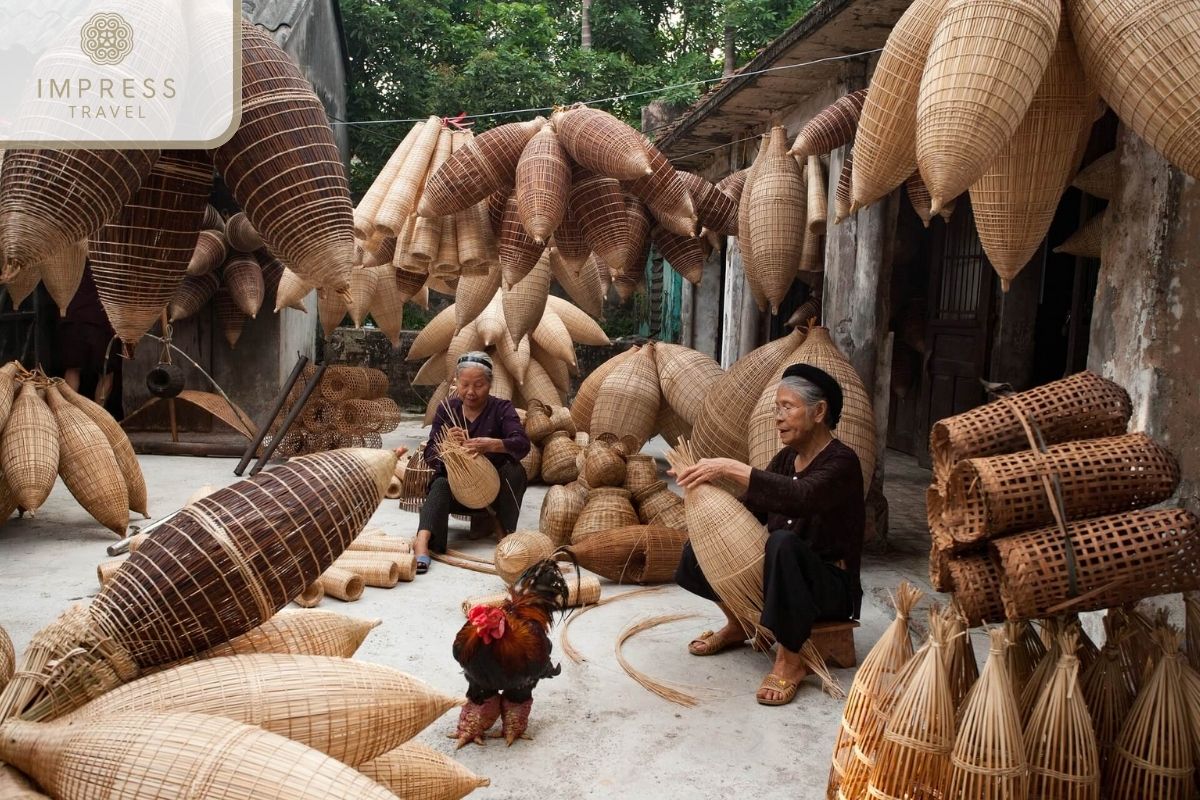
[213,21,354,293]
[552,105,652,181]
[941,433,1180,547]
[676,170,738,236]
[0,449,395,723]
[224,254,266,319]
[623,140,698,238]
[568,166,630,272]
[168,271,221,323]
[930,371,1131,486]
[947,552,1006,627]
[651,225,705,285]
[419,117,546,218]
[88,150,213,348]
[994,507,1200,620]
[561,524,687,584]
[790,89,868,159]
[186,229,227,277]
[225,212,264,253]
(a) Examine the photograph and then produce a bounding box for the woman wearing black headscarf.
[673,363,864,705]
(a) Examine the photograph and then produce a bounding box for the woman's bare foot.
[757,646,808,704]
[688,622,747,656]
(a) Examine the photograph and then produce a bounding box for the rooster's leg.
[450,694,500,749]
[497,690,534,746]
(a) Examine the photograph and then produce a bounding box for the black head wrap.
[780,363,843,428]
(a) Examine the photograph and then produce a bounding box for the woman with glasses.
[671,363,864,706]
[413,351,531,574]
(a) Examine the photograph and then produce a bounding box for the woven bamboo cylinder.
[1053,210,1105,259]
[214,22,354,293]
[498,194,546,287]
[441,443,501,509]
[1106,630,1194,798]
[322,366,376,403]
[972,19,1096,286]
[0,149,158,275]
[590,344,660,449]
[505,252,551,341]
[564,524,687,584]
[948,627,1027,797]
[0,712,402,800]
[226,212,264,253]
[58,380,148,518]
[916,0,1061,212]
[995,508,1200,620]
[540,482,586,547]
[865,614,955,800]
[335,552,409,588]
[348,533,412,555]
[582,441,628,488]
[569,166,630,271]
[38,240,86,316]
[355,122,423,236]
[1071,150,1117,200]
[494,531,556,585]
[44,384,128,535]
[433,214,460,276]
[419,118,546,218]
[942,433,1179,546]
[358,741,490,800]
[549,249,604,318]
[462,572,601,614]
[97,557,125,587]
[930,370,1131,487]
[1068,0,1200,182]
[826,582,921,799]
[948,552,1006,626]
[1,382,59,513]
[1024,632,1101,799]
[224,254,266,318]
[190,610,381,663]
[654,343,724,426]
[62,653,461,766]
[790,89,868,158]
[664,440,770,639]
[515,126,571,244]
[571,487,638,545]
[834,149,854,225]
[321,566,365,602]
[851,0,945,210]
[295,582,324,608]
[375,118,442,235]
[572,346,638,433]
[690,328,804,462]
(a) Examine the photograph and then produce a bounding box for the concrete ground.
[0,419,958,800]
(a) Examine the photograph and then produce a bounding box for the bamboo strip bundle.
[358,741,490,800]
[916,0,1062,212]
[494,531,556,585]
[826,582,921,799]
[44,384,128,535]
[0,449,394,722]
[321,566,366,602]
[790,90,868,159]
[1024,631,1101,799]
[1106,628,1194,798]
[0,149,158,275]
[295,582,324,608]
[851,0,946,210]
[1,382,59,512]
[419,118,546,218]
[57,380,148,518]
[1067,0,1200,182]
[39,240,87,316]
[865,613,955,800]
[1080,625,1133,774]
[215,22,354,292]
[60,654,462,766]
[461,572,601,614]
[949,627,1028,798]
[1006,620,1048,689]
[1019,625,1064,725]
[0,712,403,800]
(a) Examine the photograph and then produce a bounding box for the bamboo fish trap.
[0,625,12,692]
[494,531,556,585]
[60,654,462,767]
[539,483,586,547]
[1080,629,1134,775]
[190,610,380,663]
[561,525,687,585]
[654,343,724,427]
[1,381,59,513]
[0,712,404,800]
[57,380,148,518]
[1025,631,1101,799]
[434,404,501,509]
[571,346,638,433]
[43,383,129,535]
[552,105,653,181]
[0,449,395,722]
[358,741,491,800]
[949,627,1027,798]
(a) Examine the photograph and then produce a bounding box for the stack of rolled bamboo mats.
[0,447,491,800]
[265,365,402,457]
[926,370,1200,627]
[0,363,148,536]
[827,584,1200,800]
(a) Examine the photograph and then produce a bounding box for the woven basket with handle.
[213,22,354,293]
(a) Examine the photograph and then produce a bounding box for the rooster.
[451,559,571,747]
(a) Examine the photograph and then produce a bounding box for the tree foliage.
[340,0,813,193]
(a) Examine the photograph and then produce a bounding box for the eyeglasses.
[773,403,803,416]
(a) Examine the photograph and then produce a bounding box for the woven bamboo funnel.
[1025,631,1101,799]
[359,741,491,800]
[494,531,556,585]
[0,712,403,800]
[943,604,979,710]
[96,557,125,587]
[321,566,366,601]
[294,582,324,608]
[949,627,1028,798]
[60,653,464,767]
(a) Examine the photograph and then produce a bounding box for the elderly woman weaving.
[673,364,864,705]
[414,352,531,574]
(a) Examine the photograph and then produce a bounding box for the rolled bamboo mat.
[320,567,366,602]
[294,582,324,608]
[461,573,601,614]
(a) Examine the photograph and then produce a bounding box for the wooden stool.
[810,620,860,668]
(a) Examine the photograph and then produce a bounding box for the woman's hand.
[463,437,502,455]
[672,457,752,490]
[445,427,468,446]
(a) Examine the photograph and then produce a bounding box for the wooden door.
[917,196,994,464]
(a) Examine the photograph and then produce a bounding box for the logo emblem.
[80,12,134,66]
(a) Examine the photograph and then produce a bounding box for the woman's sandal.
[756,673,799,706]
[687,630,747,656]
[415,555,431,575]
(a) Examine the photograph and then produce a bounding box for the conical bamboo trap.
[571,346,638,433]
[561,524,687,584]
[188,610,381,663]
[790,90,868,159]
[494,530,556,585]
[38,240,87,317]
[654,343,725,426]
[1,380,59,512]
[357,741,490,800]
[1025,631,1101,799]
[744,126,805,313]
[43,383,129,535]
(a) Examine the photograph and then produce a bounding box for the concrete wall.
[1088,127,1200,513]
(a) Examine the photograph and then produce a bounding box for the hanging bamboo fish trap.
[225,212,264,252]
[589,345,660,449]
[651,225,705,285]
[498,194,546,286]
[568,166,630,271]
[38,240,86,317]
[515,125,571,243]
[717,168,749,203]
[551,105,653,181]
[0,449,395,722]
[504,252,552,341]
[676,170,738,236]
[546,295,607,346]
[420,117,546,218]
[624,141,698,238]
[1024,631,1101,799]
[1053,210,1106,259]
[549,248,604,317]
[186,230,227,278]
[1071,150,1117,200]
[790,90,868,159]
[225,254,266,318]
